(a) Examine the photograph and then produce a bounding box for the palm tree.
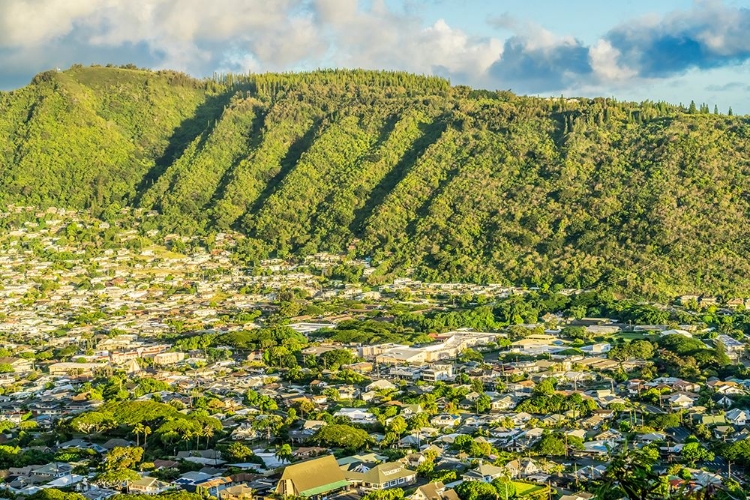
[275,443,293,464]
[143,425,152,449]
[133,423,144,447]
[203,425,214,449]
[195,427,206,451]
[182,430,193,451]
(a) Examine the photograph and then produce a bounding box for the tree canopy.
[1,65,749,294]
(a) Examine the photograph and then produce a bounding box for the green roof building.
[276,455,350,498]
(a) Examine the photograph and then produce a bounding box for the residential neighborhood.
[0,207,746,500]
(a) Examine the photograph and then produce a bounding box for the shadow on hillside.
[134,91,235,206]
[207,105,268,210]
[235,118,323,230]
[350,117,449,237]
[308,113,399,234]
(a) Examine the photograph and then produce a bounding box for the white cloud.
[589,39,636,82]
[0,0,100,46]
[1,0,750,108]
[313,0,358,25]
[417,20,503,79]
[0,0,505,87]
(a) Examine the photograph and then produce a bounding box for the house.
[422,365,454,382]
[700,296,718,307]
[153,352,186,365]
[220,484,254,500]
[197,477,234,497]
[48,362,107,377]
[337,386,359,400]
[595,429,624,443]
[667,393,697,409]
[57,438,95,450]
[337,452,389,470]
[626,380,646,396]
[346,362,374,374]
[636,432,667,444]
[102,438,132,450]
[361,391,378,403]
[128,477,172,495]
[81,486,119,500]
[411,482,460,500]
[345,462,417,490]
[579,343,612,354]
[173,471,214,490]
[31,463,73,477]
[462,463,506,483]
[275,455,349,498]
[711,381,744,395]
[559,493,595,500]
[430,414,461,427]
[566,429,587,441]
[713,394,734,408]
[290,420,327,443]
[402,453,428,468]
[366,380,397,392]
[580,416,604,430]
[671,379,700,392]
[678,295,700,306]
[713,426,735,440]
[231,423,258,441]
[582,440,614,455]
[401,404,424,416]
[506,380,535,396]
[541,414,566,427]
[716,335,745,361]
[504,459,540,479]
[153,460,179,470]
[334,408,377,425]
[491,396,516,411]
[0,357,33,373]
[311,395,327,405]
[725,409,749,425]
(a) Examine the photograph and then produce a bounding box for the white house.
[667,393,696,409]
[366,380,397,392]
[726,408,749,425]
[334,408,377,425]
[430,414,461,427]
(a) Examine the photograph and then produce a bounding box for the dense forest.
[1,65,749,296]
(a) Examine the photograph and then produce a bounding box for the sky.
[1,0,750,113]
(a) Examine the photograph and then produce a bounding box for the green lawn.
[614,331,657,341]
[511,481,548,497]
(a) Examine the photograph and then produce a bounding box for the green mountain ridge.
[1,65,749,296]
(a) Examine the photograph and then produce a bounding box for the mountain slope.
[1,65,749,295]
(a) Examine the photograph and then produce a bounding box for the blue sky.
[1,0,749,112]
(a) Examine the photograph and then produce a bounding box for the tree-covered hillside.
[1,65,749,296]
